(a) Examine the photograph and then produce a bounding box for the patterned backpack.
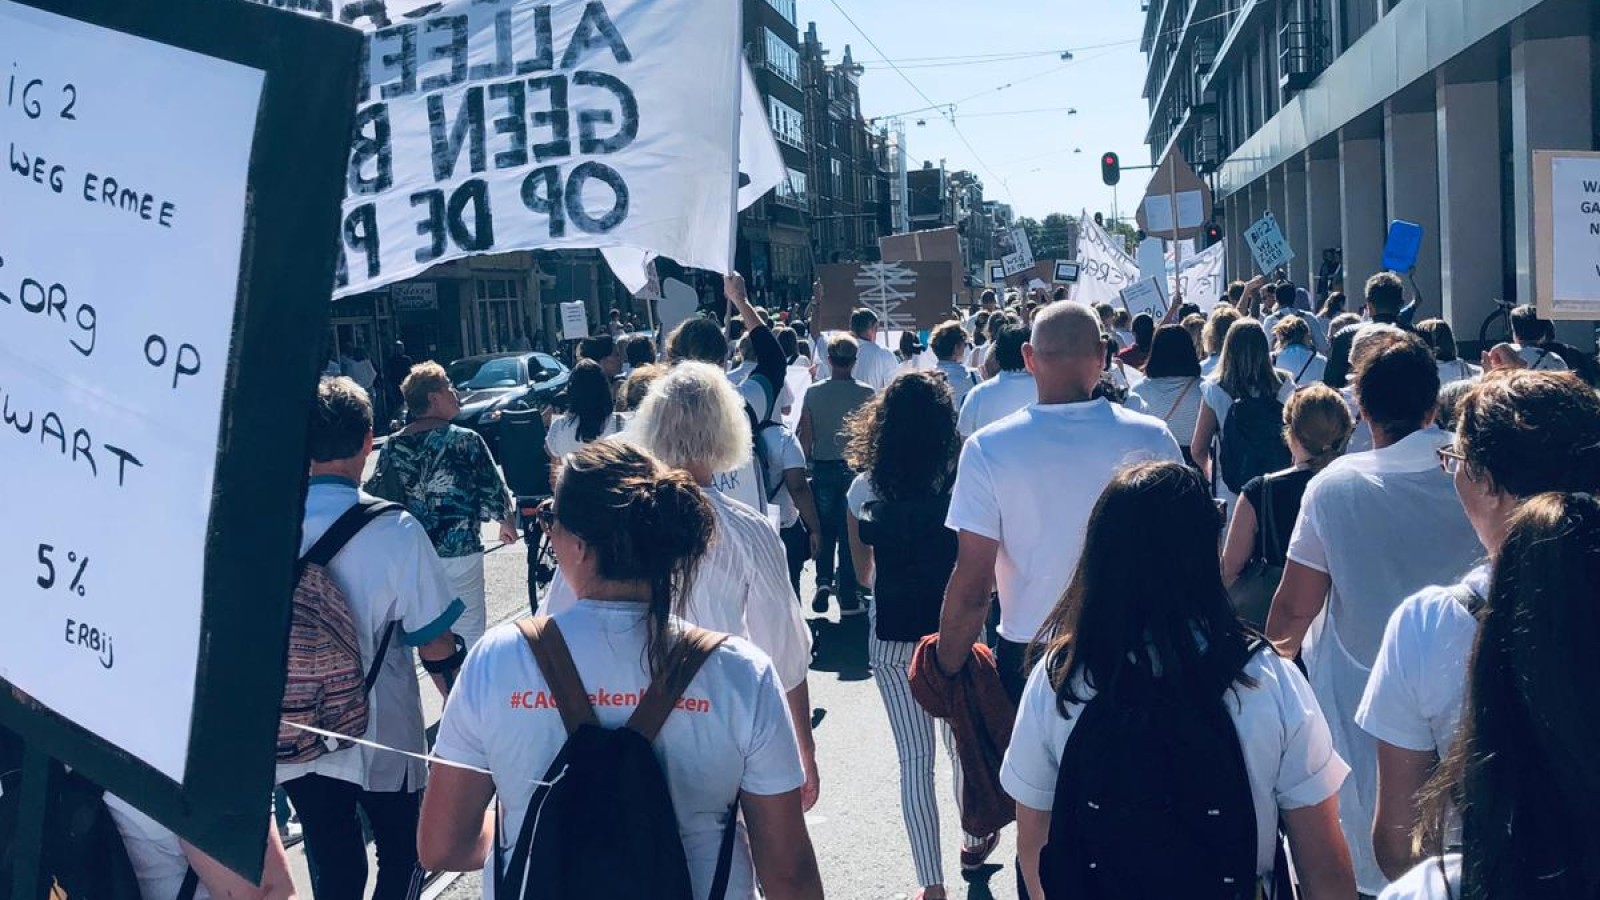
[277,500,401,764]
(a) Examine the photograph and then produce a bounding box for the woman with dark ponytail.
[419,442,824,900]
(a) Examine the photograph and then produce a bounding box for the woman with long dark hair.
[1382,492,1600,900]
[1128,325,1205,463]
[1004,462,1354,900]
[419,442,824,900]
[842,372,989,899]
[544,359,624,462]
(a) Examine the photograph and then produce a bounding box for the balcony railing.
[1279,17,1329,97]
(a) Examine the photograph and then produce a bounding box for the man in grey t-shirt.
[799,336,875,615]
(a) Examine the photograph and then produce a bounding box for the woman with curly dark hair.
[841,371,987,899]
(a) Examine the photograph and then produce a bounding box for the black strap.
[302,499,403,568]
[707,799,739,900]
[1257,474,1277,566]
[1533,347,1552,369]
[364,622,397,694]
[1295,350,1315,382]
[176,867,199,900]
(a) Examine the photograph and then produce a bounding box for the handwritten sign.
[1000,226,1036,277]
[1244,211,1295,275]
[1534,151,1600,320]
[1120,277,1168,320]
[256,0,746,298]
[0,0,359,880]
[560,301,590,341]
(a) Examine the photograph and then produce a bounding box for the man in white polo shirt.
[957,319,1037,438]
[1266,331,1480,896]
[935,303,1183,699]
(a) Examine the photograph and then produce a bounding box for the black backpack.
[1040,639,1266,900]
[857,491,956,642]
[1219,392,1291,494]
[497,617,738,900]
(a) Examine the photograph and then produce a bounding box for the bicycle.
[1479,297,1516,346]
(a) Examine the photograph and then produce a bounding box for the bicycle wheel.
[1479,308,1510,346]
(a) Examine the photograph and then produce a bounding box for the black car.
[446,352,569,454]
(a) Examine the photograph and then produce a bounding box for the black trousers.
[780,520,810,598]
[282,773,420,900]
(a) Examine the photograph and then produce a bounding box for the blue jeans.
[810,460,857,603]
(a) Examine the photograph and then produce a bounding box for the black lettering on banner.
[527,75,571,162]
[466,10,515,81]
[349,103,393,194]
[488,81,528,170]
[520,165,564,237]
[448,178,494,251]
[375,23,418,100]
[142,335,203,389]
[427,86,486,181]
[104,444,142,486]
[419,15,468,93]
[343,203,381,279]
[338,0,391,29]
[412,188,448,261]
[560,1,633,68]
[573,71,637,155]
[59,84,76,120]
[567,161,628,233]
[514,7,556,76]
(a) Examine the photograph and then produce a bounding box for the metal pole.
[10,745,52,900]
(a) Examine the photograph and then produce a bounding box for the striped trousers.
[869,625,987,889]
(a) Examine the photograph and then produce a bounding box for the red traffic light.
[1100,152,1121,186]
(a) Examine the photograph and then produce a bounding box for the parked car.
[445,352,569,456]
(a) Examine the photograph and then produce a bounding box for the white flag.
[1071,214,1140,307]
[255,0,746,298]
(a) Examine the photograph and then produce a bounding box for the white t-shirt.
[278,478,463,792]
[544,412,626,459]
[1128,375,1204,447]
[1380,855,1461,900]
[545,491,812,691]
[1435,358,1482,386]
[781,362,813,429]
[1338,386,1375,455]
[1276,344,1328,386]
[1001,648,1350,877]
[957,370,1037,437]
[936,359,981,410]
[1513,344,1569,371]
[946,399,1183,643]
[106,794,211,900]
[758,422,807,529]
[853,337,900,392]
[1199,374,1296,434]
[1200,353,1221,378]
[1284,428,1482,893]
[1356,564,1489,757]
[432,603,804,900]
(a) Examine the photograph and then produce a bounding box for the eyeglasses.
[1437,445,1467,476]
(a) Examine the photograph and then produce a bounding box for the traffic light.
[1100,152,1121,186]
[1204,221,1224,246]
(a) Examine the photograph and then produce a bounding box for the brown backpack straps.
[625,627,729,741]
[516,617,598,734]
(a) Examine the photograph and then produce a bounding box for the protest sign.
[255,0,746,298]
[1244,211,1295,275]
[1120,277,1168,320]
[656,277,699,335]
[1137,236,1166,282]
[814,262,954,331]
[0,0,359,879]
[560,301,590,340]
[1136,149,1211,241]
[999,227,1036,277]
[1169,241,1228,311]
[880,226,964,300]
[1382,220,1425,273]
[1535,150,1600,320]
[987,261,1006,286]
[1071,214,1140,306]
[1054,261,1081,284]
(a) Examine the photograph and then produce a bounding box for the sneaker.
[960,832,999,872]
[278,817,303,844]
[811,583,832,615]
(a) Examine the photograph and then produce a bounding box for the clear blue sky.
[798,0,1153,221]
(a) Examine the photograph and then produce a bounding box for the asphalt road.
[287,471,1021,899]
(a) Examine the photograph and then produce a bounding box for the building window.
[831,159,844,199]
[472,276,525,355]
[763,29,800,87]
[777,168,809,210]
[768,97,806,149]
[763,0,796,24]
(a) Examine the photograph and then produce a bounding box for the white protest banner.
[1120,277,1168,320]
[1534,150,1600,320]
[254,0,745,298]
[655,277,699,336]
[1244,211,1295,275]
[1169,241,1227,312]
[1072,214,1140,306]
[1000,226,1035,277]
[560,301,590,340]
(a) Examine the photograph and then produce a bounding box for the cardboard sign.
[1120,277,1169,320]
[1244,212,1295,275]
[0,0,359,879]
[1054,261,1080,284]
[560,301,590,341]
[815,262,954,331]
[879,226,964,301]
[999,226,1036,277]
[1136,149,1212,240]
[1535,150,1600,321]
[1382,220,1425,273]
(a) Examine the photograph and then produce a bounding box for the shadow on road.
[807,614,872,682]
[961,863,1007,899]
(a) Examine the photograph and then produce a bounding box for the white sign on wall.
[0,2,266,781]
[1536,151,1600,320]
[1244,211,1295,275]
[390,282,439,311]
[560,301,590,341]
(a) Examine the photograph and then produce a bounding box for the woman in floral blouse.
[367,361,516,648]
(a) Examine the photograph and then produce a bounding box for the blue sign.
[1383,220,1424,273]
